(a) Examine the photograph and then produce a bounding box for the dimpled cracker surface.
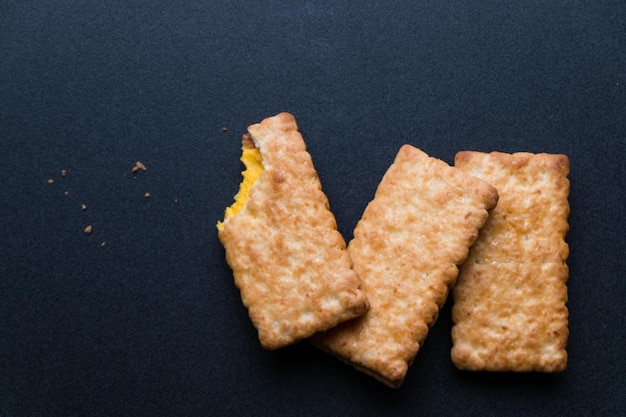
[312,145,498,387]
[451,151,570,372]
[218,113,369,350]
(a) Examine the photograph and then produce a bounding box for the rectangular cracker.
[451,151,570,372]
[312,145,498,387]
[218,113,369,350]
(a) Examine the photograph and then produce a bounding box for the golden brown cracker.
[312,145,498,387]
[218,112,369,350]
[451,151,570,372]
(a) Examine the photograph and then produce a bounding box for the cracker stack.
[219,113,572,387]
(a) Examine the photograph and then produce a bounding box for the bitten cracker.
[217,113,369,350]
[312,145,498,387]
[451,151,570,372]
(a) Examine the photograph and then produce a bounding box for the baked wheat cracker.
[218,113,369,350]
[312,145,498,387]
[451,151,570,372]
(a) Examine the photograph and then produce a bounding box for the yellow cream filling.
[217,146,263,230]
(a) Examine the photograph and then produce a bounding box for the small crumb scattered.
[61,169,67,178]
[48,178,55,184]
[100,241,106,247]
[174,197,179,203]
[222,126,229,132]
[132,161,147,173]
[144,192,150,198]
[64,191,69,196]
[81,203,87,210]
[84,225,93,234]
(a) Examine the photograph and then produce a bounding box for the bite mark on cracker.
[217,112,369,350]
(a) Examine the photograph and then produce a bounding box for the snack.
[217,112,369,350]
[312,145,498,387]
[451,151,570,372]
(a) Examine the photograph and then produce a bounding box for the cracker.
[218,112,369,350]
[451,151,570,372]
[312,145,498,387]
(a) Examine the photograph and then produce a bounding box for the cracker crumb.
[81,203,87,210]
[61,169,67,178]
[48,178,55,184]
[100,241,106,247]
[144,192,150,198]
[222,127,229,132]
[64,191,69,196]
[132,161,147,173]
[84,225,93,234]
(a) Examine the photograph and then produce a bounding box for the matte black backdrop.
[1,1,625,416]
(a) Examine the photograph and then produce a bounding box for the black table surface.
[2,1,625,416]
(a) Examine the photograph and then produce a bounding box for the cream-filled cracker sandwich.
[451,151,570,372]
[218,112,369,350]
[312,145,498,387]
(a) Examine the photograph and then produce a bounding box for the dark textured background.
[1,1,625,416]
